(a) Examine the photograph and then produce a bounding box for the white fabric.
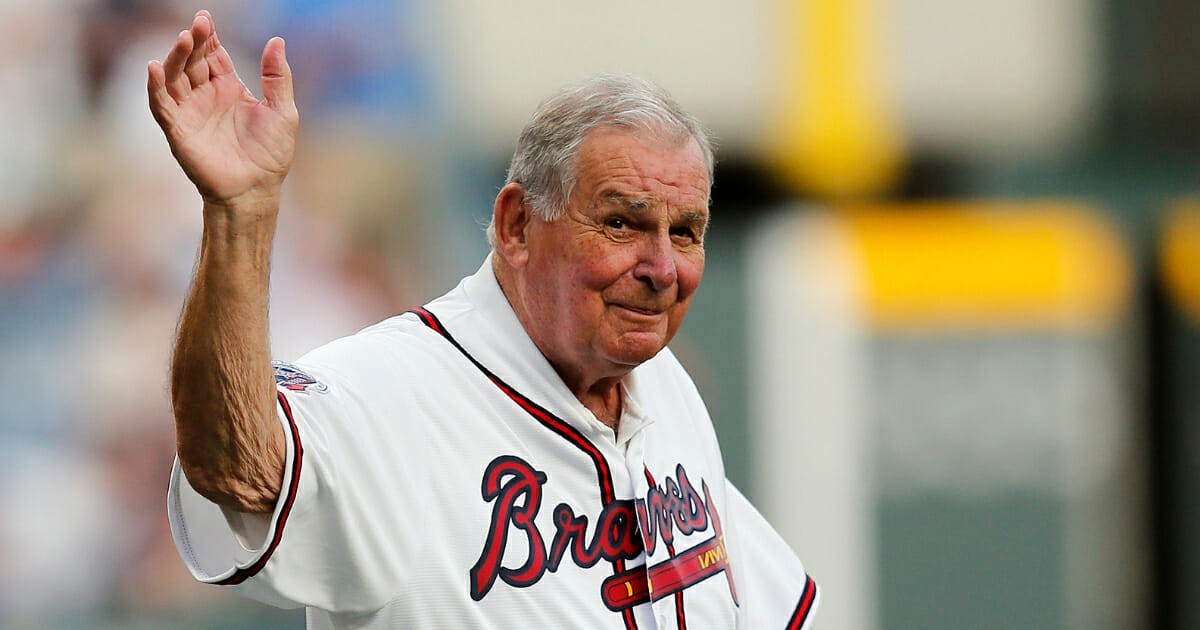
[168,257,818,629]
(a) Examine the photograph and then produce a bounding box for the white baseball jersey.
[168,256,819,629]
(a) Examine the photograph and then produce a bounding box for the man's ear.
[493,182,533,267]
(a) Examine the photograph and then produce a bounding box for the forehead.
[573,128,710,208]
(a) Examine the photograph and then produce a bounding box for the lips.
[611,301,668,316]
[617,304,662,315]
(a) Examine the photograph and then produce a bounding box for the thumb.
[260,37,295,115]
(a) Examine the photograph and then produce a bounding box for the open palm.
[149,11,298,205]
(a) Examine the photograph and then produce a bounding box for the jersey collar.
[430,255,657,448]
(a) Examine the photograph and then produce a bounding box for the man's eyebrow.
[600,191,707,213]
[600,190,652,211]
[598,190,709,229]
[678,209,709,228]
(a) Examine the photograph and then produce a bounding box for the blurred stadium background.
[1,0,1196,628]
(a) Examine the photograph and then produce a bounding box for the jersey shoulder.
[283,313,449,391]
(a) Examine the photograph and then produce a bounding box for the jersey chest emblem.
[469,455,739,613]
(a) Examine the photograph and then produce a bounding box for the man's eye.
[671,226,697,241]
[606,217,628,229]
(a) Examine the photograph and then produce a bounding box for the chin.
[604,334,668,367]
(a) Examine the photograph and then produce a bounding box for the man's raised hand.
[148,10,298,208]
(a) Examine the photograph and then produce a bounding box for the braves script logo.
[469,456,738,611]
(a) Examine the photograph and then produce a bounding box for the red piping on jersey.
[216,391,303,585]
[644,467,688,630]
[785,575,818,630]
[409,306,639,630]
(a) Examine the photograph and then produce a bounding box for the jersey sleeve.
[167,357,413,614]
[725,481,820,630]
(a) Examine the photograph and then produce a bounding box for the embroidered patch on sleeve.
[272,361,328,393]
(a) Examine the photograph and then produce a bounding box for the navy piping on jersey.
[409,306,640,630]
[785,575,818,630]
[217,391,304,585]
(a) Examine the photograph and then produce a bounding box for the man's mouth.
[614,303,665,316]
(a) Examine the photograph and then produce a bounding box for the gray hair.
[487,74,714,247]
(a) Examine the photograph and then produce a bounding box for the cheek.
[667,254,704,322]
[553,258,618,321]
[676,251,705,296]
[577,244,637,290]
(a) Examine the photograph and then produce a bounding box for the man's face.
[520,128,709,384]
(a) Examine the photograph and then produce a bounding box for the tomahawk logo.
[468,456,738,611]
[612,464,740,610]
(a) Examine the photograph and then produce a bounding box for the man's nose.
[634,232,677,291]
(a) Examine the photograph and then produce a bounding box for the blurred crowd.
[0,0,443,626]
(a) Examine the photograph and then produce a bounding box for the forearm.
[171,196,285,513]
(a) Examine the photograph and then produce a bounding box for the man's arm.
[148,10,299,513]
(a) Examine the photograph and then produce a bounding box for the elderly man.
[150,10,818,630]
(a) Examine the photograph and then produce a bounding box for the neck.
[573,377,623,431]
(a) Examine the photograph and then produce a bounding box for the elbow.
[171,392,286,514]
[179,452,283,514]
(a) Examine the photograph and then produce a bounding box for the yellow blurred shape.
[1160,199,1200,324]
[841,203,1131,331]
[769,0,905,198]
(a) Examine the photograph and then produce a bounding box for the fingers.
[198,9,215,31]
[183,12,215,87]
[155,10,288,115]
[162,28,194,102]
[260,37,296,117]
[147,59,175,128]
[161,11,231,103]
[202,10,237,79]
